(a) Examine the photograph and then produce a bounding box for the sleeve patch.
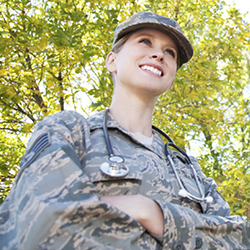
[20,133,51,170]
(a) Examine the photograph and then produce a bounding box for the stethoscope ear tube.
[165,142,192,165]
[165,142,213,203]
[152,125,174,144]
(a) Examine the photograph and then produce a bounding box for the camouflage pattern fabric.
[112,11,193,68]
[0,110,249,250]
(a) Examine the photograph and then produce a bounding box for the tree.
[0,0,249,218]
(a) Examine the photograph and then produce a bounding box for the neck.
[109,90,156,137]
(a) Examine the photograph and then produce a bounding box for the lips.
[140,64,163,77]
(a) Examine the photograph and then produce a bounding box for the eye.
[139,38,152,46]
[165,48,176,58]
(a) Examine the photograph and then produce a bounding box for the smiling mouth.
[140,65,163,76]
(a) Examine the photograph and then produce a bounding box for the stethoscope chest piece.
[100,155,129,177]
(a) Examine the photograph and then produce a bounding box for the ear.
[106,52,117,73]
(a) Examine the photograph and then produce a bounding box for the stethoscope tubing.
[101,109,213,203]
[103,109,114,156]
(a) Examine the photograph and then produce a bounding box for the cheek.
[169,59,178,73]
[164,55,177,70]
[116,54,135,73]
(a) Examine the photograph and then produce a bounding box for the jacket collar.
[87,109,167,159]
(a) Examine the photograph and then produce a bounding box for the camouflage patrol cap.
[113,11,193,68]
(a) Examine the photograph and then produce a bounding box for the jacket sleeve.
[155,155,250,250]
[155,199,250,250]
[0,111,145,250]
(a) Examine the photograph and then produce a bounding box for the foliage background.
[0,0,249,218]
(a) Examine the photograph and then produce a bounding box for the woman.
[0,11,249,250]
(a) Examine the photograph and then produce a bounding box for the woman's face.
[106,28,178,98]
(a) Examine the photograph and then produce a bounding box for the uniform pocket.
[82,152,143,196]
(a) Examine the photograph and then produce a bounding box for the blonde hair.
[109,34,131,84]
[112,33,131,53]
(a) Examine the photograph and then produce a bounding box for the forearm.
[101,194,164,236]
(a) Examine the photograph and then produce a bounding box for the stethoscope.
[99,109,213,204]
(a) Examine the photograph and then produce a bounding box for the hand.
[101,194,164,236]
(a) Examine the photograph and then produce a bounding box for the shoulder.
[19,111,88,170]
[25,110,87,147]
[40,110,87,127]
[86,110,105,130]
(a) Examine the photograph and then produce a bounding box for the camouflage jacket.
[0,110,249,250]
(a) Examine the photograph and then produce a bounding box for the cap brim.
[113,23,193,67]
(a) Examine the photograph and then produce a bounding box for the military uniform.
[0,110,249,250]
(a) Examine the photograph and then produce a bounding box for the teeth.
[141,65,162,76]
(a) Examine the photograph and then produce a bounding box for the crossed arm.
[101,194,164,236]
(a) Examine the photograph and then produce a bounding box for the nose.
[150,50,164,62]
